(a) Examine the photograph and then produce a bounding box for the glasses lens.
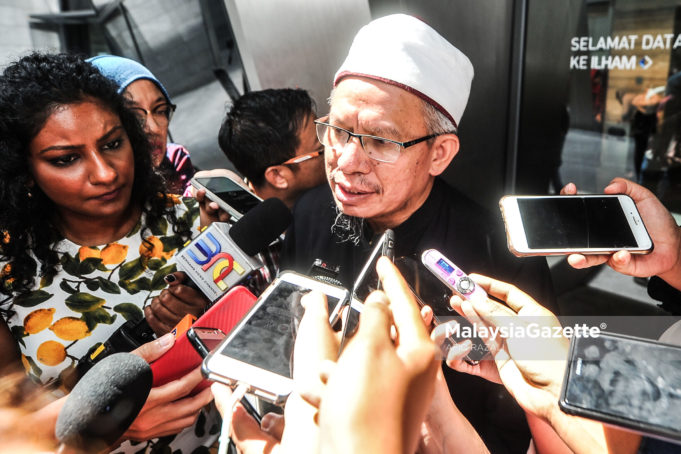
[315,123,328,145]
[363,136,401,162]
[317,123,348,149]
[153,104,174,123]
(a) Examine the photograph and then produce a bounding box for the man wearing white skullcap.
[281,14,556,452]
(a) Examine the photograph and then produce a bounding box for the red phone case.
[150,285,256,391]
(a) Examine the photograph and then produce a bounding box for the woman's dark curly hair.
[0,52,192,294]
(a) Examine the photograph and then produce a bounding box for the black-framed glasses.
[314,117,452,163]
[129,103,177,127]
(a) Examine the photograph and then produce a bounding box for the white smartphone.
[191,175,262,221]
[499,194,653,256]
[201,271,350,404]
[560,332,681,444]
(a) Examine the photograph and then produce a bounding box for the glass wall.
[557,0,681,215]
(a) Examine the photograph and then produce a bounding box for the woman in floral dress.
[0,53,219,453]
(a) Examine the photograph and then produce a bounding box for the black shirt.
[282,178,557,453]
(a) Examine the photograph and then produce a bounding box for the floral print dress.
[0,197,220,453]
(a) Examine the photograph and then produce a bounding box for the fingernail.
[158,333,174,348]
[164,274,176,283]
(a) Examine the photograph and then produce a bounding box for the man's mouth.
[334,181,377,203]
[338,183,372,195]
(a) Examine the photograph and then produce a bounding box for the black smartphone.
[187,327,227,359]
[336,229,395,353]
[394,255,489,365]
[560,331,681,444]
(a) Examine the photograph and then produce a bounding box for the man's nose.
[335,136,371,173]
[144,114,164,135]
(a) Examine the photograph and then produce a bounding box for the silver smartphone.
[191,175,262,221]
[499,194,653,257]
[560,331,681,444]
[352,229,395,301]
[201,271,350,404]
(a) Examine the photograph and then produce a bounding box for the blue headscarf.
[87,54,172,103]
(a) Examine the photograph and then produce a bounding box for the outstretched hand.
[561,178,681,289]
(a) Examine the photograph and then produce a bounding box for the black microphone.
[176,197,292,300]
[56,353,152,452]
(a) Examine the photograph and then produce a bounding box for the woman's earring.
[26,188,32,198]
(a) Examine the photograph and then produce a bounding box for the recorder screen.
[436,258,455,275]
[220,281,340,378]
[564,335,681,433]
[517,197,637,249]
[197,177,260,215]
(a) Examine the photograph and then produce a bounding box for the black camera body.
[76,317,156,378]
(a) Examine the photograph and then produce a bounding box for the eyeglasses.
[279,149,323,165]
[314,117,452,163]
[129,103,177,127]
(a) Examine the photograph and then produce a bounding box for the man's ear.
[428,134,459,176]
[263,166,291,190]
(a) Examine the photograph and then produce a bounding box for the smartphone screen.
[395,256,454,321]
[517,197,636,249]
[562,332,681,439]
[195,177,261,216]
[217,279,343,378]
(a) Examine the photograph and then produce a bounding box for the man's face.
[291,114,326,190]
[325,77,437,230]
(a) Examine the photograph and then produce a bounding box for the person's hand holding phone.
[211,383,285,454]
[298,257,440,454]
[190,170,238,226]
[446,274,568,420]
[561,178,681,290]
[124,334,215,441]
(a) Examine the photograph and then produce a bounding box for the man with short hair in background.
[218,88,326,209]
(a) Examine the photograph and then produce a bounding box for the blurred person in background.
[217,88,326,209]
[89,55,195,195]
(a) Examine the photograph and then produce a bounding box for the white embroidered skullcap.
[334,14,474,132]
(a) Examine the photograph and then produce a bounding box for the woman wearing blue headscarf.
[88,55,195,195]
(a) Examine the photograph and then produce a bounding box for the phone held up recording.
[202,271,351,404]
[499,194,653,257]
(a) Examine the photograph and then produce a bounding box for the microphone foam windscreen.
[56,353,152,450]
[229,198,292,256]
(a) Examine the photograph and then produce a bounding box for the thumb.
[131,333,175,363]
